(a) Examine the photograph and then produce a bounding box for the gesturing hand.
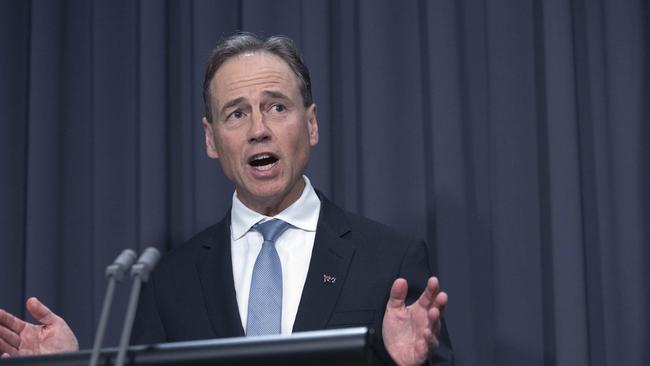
[382,277,448,366]
[0,297,79,357]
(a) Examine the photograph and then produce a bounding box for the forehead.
[210,52,300,107]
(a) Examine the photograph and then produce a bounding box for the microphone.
[106,249,139,280]
[88,249,137,366]
[130,246,161,281]
[115,247,161,366]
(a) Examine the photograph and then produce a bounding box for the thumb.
[26,297,58,326]
[386,278,408,310]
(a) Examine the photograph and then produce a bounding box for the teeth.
[252,154,271,161]
[249,154,278,169]
[256,162,275,170]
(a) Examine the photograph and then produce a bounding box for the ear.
[202,117,220,159]
[306,104,319,146]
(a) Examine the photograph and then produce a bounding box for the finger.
[386,278,408,310]
[429,307,442,335]
[416,277,440,308]
[423,324,438,349]
[0,337,18,357]
[0,308,26,334]
[1,353,10,358]
[429,330,439,351]
[0,326,21,348]
[26,297,58,326]
[433,291,448,314]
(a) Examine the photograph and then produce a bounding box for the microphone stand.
[88,249,137,366]
[115,247,161,366]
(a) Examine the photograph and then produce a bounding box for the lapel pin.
[323,274,337,284]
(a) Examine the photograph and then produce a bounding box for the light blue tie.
[246,219,291,336]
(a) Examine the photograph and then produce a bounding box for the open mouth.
[248,154,279,170]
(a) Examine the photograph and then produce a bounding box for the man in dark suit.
[0,33,452,365]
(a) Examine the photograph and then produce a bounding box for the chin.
[239,173,303,206]
[244,181,286,200]
[258,186,291,202]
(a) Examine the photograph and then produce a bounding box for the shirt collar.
[230,176,321,240]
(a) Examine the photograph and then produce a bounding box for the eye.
[270,104,286,113]
[227,110,244,120]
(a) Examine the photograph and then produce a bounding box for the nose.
[247,109,270,143]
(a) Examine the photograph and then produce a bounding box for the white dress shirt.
[230,176,321,335]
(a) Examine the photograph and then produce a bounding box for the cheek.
[286,132,313,166]
[214,138,240,167]
[286,133,309,155]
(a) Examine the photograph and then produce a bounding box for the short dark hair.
[202,32,313,122]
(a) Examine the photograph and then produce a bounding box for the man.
[0,33,452,365]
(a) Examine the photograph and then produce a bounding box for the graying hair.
[202,32,313,122]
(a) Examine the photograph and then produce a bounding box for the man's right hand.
[0,297,79,357]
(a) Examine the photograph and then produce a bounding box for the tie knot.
[254,219,291,243]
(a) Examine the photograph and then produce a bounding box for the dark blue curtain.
[1,1,648,365]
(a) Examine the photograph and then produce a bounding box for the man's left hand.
[382,277,448,366]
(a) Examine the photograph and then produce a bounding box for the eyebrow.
[219,97,246,116]
[261,90,291,101]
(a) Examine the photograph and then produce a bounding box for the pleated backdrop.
[0,1,648,365]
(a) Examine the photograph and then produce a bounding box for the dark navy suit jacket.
[132,193,453,365]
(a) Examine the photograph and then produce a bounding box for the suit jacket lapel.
[195,212,245,338]
[292,195,356,332]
